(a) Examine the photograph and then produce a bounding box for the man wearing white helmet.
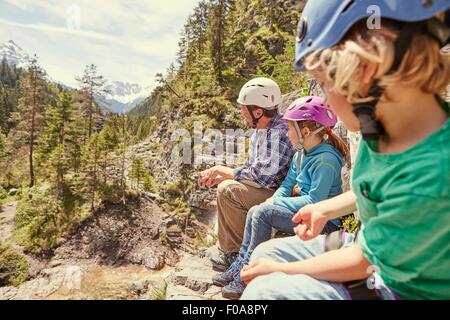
[198,77,294,271]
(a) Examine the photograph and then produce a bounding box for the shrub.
[13,187,84,254]
[0,243,29,287]
[0,186,7,200]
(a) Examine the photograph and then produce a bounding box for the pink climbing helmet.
[283,96,337,129]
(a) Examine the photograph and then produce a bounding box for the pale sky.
[0,0,201,88]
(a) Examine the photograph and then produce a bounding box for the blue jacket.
[273,143,344,212]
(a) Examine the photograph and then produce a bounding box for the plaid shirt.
[233,113,294,190]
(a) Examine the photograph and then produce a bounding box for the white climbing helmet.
[237,77,282,110]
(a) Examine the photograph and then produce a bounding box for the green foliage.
[13,187,85,254]
[0,242,29,287]
[0,57,23,134]
[0,131,5,153]
[162,197,191,216]
[193,227,217,251]
[0,186,7,200]
[143,174,158,193]
[128,156,159,194]
[150,281,168,300]
[8,57,50,187]
[341,214,359,234]
[129,156,146,189]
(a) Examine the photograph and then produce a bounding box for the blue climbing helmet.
[295,0,450,142]
[295,0,450,70]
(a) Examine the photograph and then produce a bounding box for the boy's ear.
[360,61,378,93]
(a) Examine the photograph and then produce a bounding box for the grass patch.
[150,281,168,300]
[0,242,29,287]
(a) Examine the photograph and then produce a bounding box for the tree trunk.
[29,71,37,187]
[91,136,98,211]
[88,88,93,138]
[120,116,127,202]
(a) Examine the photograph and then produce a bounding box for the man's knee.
[217,180,241,199]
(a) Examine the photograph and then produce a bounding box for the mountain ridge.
[0,40,150,114]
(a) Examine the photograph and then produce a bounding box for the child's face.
[287,121,310,146]
[314,72,360,132]
[287,122,300,145]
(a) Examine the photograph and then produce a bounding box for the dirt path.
[0,202,17,244]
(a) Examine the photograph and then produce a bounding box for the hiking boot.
[222,275,246,300]
[212,260,242,287]
[210,251,238,272]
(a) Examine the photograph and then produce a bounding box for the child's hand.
[264,197,274,205]
[291,185,300,196]
[240,259,281,284]
[292,204,328,241]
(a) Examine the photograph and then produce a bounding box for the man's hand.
[240,258,282,284]
[197,166,234,188]
[292,203,329,241]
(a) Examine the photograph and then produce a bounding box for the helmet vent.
[422,0,433,8]
[327,110,334,120]
[296,18,308,43]
[306,98,313,103]
[342,0,355,14]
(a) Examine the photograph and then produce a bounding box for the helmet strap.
[293,121,304,173]
[247,106,264,128]
[352,21,429,142]
[352,82,385,141]
[311,125,326,137]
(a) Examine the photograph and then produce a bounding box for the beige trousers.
[217,180,275,252]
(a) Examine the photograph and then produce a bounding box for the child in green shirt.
[240,0,450,300]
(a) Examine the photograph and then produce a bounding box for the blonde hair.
[304,21,450,103]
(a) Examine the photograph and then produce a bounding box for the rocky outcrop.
[54,194,183,270]
[164,253,224,300]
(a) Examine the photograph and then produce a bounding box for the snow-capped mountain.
[0,40,150,114]
[100,81,151,114]
[0,40,33,69]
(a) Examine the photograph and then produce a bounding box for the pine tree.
[119,114,130,201]
[9,56,49,187]
[79,133,100,210]
[0,131,5,154]
[208,0,233,83]
[97,118,119,185]
[0,58,22,132]
[38,90,76,198]
[129,156,146,190]
[75,64,106,140]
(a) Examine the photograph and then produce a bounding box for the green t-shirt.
[353,109,450,300]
